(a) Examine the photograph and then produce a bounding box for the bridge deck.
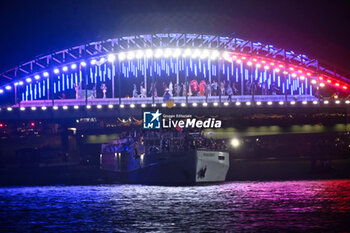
[17,95,317,107]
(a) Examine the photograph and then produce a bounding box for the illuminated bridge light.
[71,64,77,69]
[120,104,125,108]
[200,49,210,59]
[0,89,3,94]
[223,102,229,106]
[264,65,269,70]
[307,72,311,76]
[172,48,181,58]
[54,68,59,74]
[26,78,32,83]
[343,86,348,90]
[192,103,198,107]
[31,106,37,111]
[323,100,329,104]
[5,85,11,90]
[256,101,262,106]
[62,106,68,110]
[181,103,186,107]
[20,107,25,111]
[236,59,242,64]
[99,57,106,63]
[298,70,303,73]
[267,101,273,105]
[300,76,305,80]
[90,59,97,65]
[313,101,318,105]
[247,61,252,66]
[161,103,166,107]
[222,51,230,61]
[164,48,172,58]
[311,80,317,84]
[335,83,340,86]
[108,104,113,109]
[130,104,135,108]
[290,101,296,105]
[213,102,219,106]
[7,107,12,111]
[279,64,284,68]
[151,104,156,107]
[74,105,79,110]
[202,102,208,107]
[256,63,261,68]
[41,106,47,110]
[279,101,284,105]
[97,104,102,109]
[141,104,146,108]
[118,52,126,61]
[53,106,59,110]
[274,68,280,72]
[108,54,116,62]
[154,49,163,58]
[127,51,135,60]
[291,73,297,78]
[80,61,86,67]
[182,48,191,58]
[86,105,91,109]
[210,50,219,60]
[43,72,49,77]
[62,66,68,72]
[246,102,251,106]
[19,81,24,85]
[34,75,40,80]
[302,101,307,105]
[335,100,340,104]
[345,100,350,104]
[327,80,331,83]
[261,60,266,64]
[235,102,241,106]
[320,83,325,87]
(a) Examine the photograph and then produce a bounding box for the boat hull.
[100,150,229,185]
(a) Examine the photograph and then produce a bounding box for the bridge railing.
[14,95,318,107]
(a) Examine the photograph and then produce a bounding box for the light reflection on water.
[0,180,349,232]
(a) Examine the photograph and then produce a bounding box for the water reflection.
[0,180,349,232]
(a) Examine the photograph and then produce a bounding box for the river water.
[0,180,349,232]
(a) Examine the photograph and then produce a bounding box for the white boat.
[100,131,229,185]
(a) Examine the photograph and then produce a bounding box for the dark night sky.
[1,0,350,75]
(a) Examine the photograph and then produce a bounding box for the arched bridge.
[0,33,350,120]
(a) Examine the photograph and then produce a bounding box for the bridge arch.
[0,33,349,108]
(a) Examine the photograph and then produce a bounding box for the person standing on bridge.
[101,83,107,98]
[133,84,138,98]
[140,82,147,98]
[199,80,206,96]
[212,80,218,96]
[74,83,80,99]
[169,81,173,96]
[227,84,233,102]
[206,81,211,97]
[220,81,225,96]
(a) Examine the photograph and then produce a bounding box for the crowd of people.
[69,79,282,100]
[132,79,282,100]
